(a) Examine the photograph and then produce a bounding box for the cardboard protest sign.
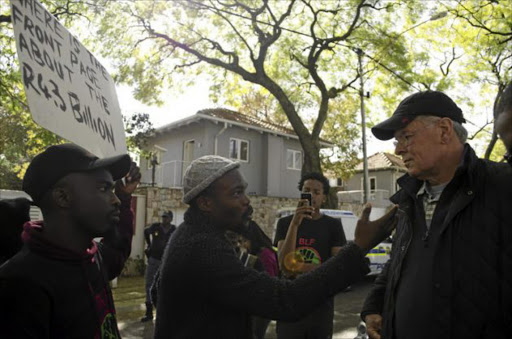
[10,0,127,157]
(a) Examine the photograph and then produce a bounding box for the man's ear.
[51,186,72,208]
[196,195,214,213]
[438,118,453,144]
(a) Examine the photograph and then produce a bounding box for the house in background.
[338,152,407,208]
[140,108,334,199]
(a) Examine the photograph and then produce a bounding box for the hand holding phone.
[300,192,312,207]
[300,192,313,216]
[291,192,314,226]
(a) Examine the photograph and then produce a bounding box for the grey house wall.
[140,124,206,187]
[140,119,304,198]
[346,169,403,195]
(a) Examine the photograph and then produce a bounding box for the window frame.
[286,149,302,170]
[360,176,377,192]
[229,138,250,162]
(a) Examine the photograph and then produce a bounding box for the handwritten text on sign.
[11,0,126,157]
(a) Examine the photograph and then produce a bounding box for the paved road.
[119,275,374,339]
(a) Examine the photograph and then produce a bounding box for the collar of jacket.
[391,144,480,235]
[390,144,479,204]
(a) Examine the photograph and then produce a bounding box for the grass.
[112,275,146,321]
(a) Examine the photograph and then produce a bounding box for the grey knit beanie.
[182,155,240,204]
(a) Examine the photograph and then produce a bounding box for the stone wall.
[248,195,299,237]
[136,186,189,225]
[135,186,299,239]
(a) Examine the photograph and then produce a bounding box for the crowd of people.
[0,88,511,339]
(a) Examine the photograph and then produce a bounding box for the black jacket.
[361,145,512,339]
[144,222,176,260]
[154,217,370,339]
[0,195,134,339]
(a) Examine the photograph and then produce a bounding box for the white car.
[273,208,391,275]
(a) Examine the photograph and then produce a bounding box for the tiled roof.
[355,152,406,171]
[157,108,333,146]
[197,108,296,136]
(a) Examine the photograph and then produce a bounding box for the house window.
[287,149,302,170]
[370,177,376,191]
[361,176,377,191]
[337,178,343,187]
[229,138,249,162]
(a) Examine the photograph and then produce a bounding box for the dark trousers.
[145,257,161,307]
[276,300,334,339]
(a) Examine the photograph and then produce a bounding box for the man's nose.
[242,193,250,206]
[112,192,121,206]
[395,143,405,156]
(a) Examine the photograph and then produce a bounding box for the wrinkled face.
[208,169,251,231]
[64,169,121,237]
[301,179,326,210]
[394,118,443,180]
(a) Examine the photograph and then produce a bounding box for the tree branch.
[202,1,256,61]
[450,1,512,40]
[439,47,462,76]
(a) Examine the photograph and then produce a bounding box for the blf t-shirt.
[273,214,346,264]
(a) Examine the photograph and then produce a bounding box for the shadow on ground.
[115,275,374,339]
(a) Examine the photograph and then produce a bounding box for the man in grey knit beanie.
[154,155,397,338]
[182,155,240,204]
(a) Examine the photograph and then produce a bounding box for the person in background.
[0,143,140,339]
[141,210,176,322]
[273,172,347,339]
[361,91,512,339]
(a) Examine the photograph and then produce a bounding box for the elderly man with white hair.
[361,91,512,339]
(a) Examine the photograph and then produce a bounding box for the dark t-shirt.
[273,214,346,265]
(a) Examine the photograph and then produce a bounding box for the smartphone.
[300,192,312,207]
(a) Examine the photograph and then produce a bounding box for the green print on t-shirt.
[297,247,321,264]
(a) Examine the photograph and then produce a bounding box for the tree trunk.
[301,141,322,174]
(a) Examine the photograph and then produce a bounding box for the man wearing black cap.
[141,210,176,322]
[153,155,397,338]
[361,91,512,339]
[0,143,141,338]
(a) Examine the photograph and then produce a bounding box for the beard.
[226,205,253,234]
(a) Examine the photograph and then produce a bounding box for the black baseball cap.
[161,211,173,218]
[372,91,466,140]
[22,143,131,205]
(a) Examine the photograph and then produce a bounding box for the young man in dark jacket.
[141,210,176,322]
[361,91,512,339]
[154,155,397,339]
[0,143,141,339]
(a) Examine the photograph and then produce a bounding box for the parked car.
[273,208,391,275]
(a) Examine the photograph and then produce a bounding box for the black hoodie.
[0,195,133,339]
